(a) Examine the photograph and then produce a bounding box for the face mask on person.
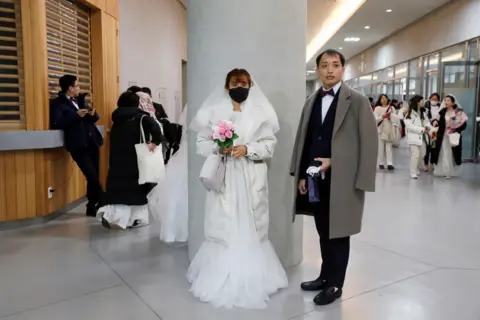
[229,87,250,103]
[430,101,439,106]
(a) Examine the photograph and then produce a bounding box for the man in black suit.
[51,75,104,217]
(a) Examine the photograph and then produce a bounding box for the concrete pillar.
[187,0,306,268]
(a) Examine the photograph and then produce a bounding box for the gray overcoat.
[289,82,378,239]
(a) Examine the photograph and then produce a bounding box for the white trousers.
[410,143,426,176]
[378,139,393,166]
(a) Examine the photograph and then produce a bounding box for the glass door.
[440,61,480,161]
[426,70,439,97]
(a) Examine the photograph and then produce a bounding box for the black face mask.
[229,87,250,103]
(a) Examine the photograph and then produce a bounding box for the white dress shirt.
[68,96,79,110]
[321,81,342,122]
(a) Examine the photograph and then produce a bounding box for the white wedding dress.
[187,109,288,309]
[148,108,188,244]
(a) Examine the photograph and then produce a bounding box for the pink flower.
[219,127,226,135]
[218,120,227,129]
[212,125,220,134]
[225,121,233,131]
[218,134,226,142]
[225,130,233,139]
[212,133,220,140]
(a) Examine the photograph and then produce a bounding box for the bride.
[187,68,288,309]
[148,106,188,244]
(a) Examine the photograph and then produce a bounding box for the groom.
[290,49,378,305]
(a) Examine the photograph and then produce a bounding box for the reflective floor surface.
[1,145,479,319]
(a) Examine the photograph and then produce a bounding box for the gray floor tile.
[1,286,160,320]
[293,269,480,320]
[0,144,479,319]
[0,216,123,318]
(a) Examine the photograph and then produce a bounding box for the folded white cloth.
[306,166,325,180]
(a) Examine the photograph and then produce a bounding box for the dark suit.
[299,88,350,289]
[51,93,104,209]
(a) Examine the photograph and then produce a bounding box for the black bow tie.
[320,88,335,98]
[69,96,77,103]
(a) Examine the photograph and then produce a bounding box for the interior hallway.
[0,145,479,320]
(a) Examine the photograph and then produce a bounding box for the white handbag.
[199,153,226,192]
[449,132,460,147]
[135,115,165,184]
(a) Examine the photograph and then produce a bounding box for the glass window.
[441,43,467,63]
[358,74,372,87]
[468,38,478,62]
[394,62,408,78]
[408,58,423,100]
[427,53,439,71]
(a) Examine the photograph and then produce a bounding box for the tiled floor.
[1,145,480,319]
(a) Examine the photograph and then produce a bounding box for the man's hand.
[298,179,307,195]
[88,108,96,116]
[314,157,331,172]
[232,145,247,158]
[77,109,88,118]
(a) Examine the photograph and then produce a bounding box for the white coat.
[404,110,431,146]
[195,103,277,245]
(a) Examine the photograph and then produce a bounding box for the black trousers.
[424,145,432,165]
[70,146,103,207]
[312,173,350,288]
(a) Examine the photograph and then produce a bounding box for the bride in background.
[148,106,188,244]
[188,68,288,309]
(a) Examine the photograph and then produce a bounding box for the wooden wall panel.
[0,0,119,224]
[105,0,118,19]
[0,153,6,221]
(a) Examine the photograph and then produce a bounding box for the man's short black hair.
[316,49,346,67]
[127,86,142,94]
[59,75,77,93]
[141,87,152,97]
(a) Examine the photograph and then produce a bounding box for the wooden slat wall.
[0,0,118,223]
[46,0,92,103]
[0,0,25,131]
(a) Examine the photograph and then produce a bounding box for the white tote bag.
[199,153,226,192]
[449,132,460,147]
[135,115,165,184]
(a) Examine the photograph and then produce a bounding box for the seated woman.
[97,91,163,229]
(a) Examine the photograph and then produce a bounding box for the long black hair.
[406,95,425,120]
[375,94,390,107]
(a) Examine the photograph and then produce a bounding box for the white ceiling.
[306,0,452,71]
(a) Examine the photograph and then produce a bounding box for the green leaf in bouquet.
[232,133,239,140]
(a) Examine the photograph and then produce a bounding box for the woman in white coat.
[374,94,401,170]
[188,69,288,309]
[404,95,431,179]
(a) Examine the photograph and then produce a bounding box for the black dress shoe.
[300,277,327,291]
[313,286,342,306]
[388,165,395,171]
[86,205,98,217]
[379,165,385,170]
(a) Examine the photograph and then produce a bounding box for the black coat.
[103,108,163,206]
[50,93,103,152]
[430,108,467,166]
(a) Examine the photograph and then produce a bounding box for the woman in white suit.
[188,69,288,309]
[404,95,431,179]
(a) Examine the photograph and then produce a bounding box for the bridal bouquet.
[211,120,239,149]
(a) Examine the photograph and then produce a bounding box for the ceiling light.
[339,47,343,50]
[344,37,360,42]
[306,0,367,62]
[364,25,370,29]
[386,9,392,12]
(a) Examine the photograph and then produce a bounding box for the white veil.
[190,78,279,141]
